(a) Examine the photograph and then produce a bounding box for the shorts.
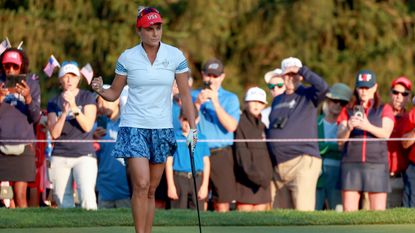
[341,162,390,193]
[112,127,177,164]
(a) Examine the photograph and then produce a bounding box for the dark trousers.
[170,172,204,209]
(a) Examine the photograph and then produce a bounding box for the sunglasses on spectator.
[137,7,159,19]
[3,63,20,70]
[391,89,410,97]
[203,73,221,78]
[267,83,284,90]
[329,98,348,106]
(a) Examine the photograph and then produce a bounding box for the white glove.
[186,128,198,152]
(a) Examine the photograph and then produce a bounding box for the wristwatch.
[73,108,80,116]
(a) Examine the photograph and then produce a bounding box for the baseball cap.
[203,58,224,76]
[281,57,302,74]
[136,7,163,28]
[326,83,353,102]
[355,70,376,88]
[2,51,22,66]
[391,76,412,91]
[245,87,267,104]
[59,61,80,78]
[264,68,283,83]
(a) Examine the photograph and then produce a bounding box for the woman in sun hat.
[47,61,98,210]
[90,6,197,233]
[337,70,394,211]
[316,83,352,211]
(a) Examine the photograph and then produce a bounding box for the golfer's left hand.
[186,128,198,152]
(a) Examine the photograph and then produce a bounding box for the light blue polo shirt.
[115,42,189,129]
[192,87,240,149]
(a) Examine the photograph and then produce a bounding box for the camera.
[353,105,365,118]
[203,81,212,90]
[272,117,288,129]
[5,74,26,88]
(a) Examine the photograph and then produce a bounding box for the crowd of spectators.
[1,46,415,213]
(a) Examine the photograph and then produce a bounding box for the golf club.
[188,144,202,233]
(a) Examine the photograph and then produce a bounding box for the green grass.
[1,225,415,233]
[1,208,415,229]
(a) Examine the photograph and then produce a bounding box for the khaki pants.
[274,155,322,211]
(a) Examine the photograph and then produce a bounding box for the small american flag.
[43,55,60,78]
[0,39,11,55]
[80,63,94,84]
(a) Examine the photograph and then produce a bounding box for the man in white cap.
[267,57,329,211]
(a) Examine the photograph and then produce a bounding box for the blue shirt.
[96,116,131,201]
[192,87,240,149]
[172,98,181,131]
[172,131,210,172]
[115,42,189,129]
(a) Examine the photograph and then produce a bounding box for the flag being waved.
[0,38,11,55]
[80,63,94,84]
[43,55,60,78]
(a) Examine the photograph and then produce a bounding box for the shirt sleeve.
[337,107,349,124]
[402,108,415,133]
[382,104,395,122]
[115,52,128,76]
[85,91,98,105]
[175,50,189,74]
[47,100,59,115]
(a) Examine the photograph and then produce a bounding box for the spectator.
[316,83,352,211]
[261,68,286,209]
[47,61,98,210]
[387,77,411,208]
[193,58,240,212]
[399,85,415,208]
[267,57,328,211]
[172,71,193,131]
[91,7,197,233]
[94,85,131,208]
[337,70,394,211]
[166,106,210,210]
[234,87,273,212]
[0,48,41,208]
[261,68,285,128]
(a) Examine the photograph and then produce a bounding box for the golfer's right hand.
[91,76,104,93]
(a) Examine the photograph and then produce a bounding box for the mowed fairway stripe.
[1,225,415,233]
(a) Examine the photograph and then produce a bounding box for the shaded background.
[1,0,415,106]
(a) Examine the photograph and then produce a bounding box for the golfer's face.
[138,24,162,48]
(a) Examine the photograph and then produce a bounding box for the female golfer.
[91,7,197,233]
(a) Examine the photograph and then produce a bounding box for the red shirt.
[388,112,409,173]
[401,108,415,164]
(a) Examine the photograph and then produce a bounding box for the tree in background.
[1,0,415,105]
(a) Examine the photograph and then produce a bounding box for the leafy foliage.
[1,0,415,105]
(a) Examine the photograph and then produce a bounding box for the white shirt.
[115,42,189,129]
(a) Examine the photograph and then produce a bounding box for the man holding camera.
[267,57,329,211]
[193,58,240,212]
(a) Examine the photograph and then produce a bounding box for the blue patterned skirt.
[112,127,177,164]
